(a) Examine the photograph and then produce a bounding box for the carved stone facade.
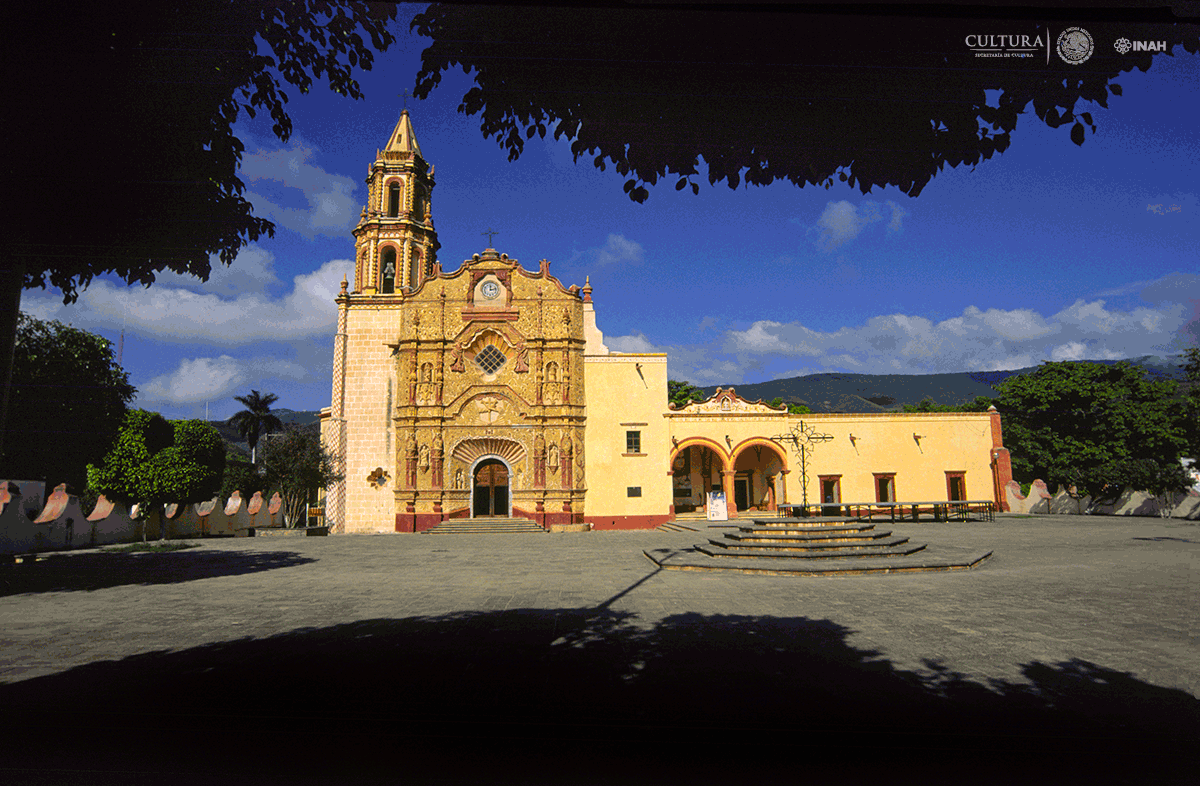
[321,110,587,532]
[386,248,587,531]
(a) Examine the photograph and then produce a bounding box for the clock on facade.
[481,280,500,300]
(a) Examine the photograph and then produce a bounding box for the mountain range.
[697,355,1190,414]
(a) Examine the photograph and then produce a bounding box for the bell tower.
[352,110,440,295]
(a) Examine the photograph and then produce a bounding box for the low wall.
[1005,479,1200,519]
[2,482,287,555]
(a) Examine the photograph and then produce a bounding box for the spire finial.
[582,275,593,302]
[340,275,348,295]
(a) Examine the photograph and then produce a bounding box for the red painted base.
[586,514,671,530]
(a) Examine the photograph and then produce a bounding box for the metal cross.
[482,228,499,246]
[398,89,411,109]
[770,420,834,508]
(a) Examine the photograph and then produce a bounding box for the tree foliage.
[1178,347,1200,459]
[3,1,396,463]
[0,314,136,491]
[260,424,343,527]
[220,453,271,507]
[903,396,995,413]
[11,1,396,302]
[88,411,225,539]
[993,361,1190,497]
[668,380,707,409]
[228,390,285,464]
[768,397,813,415]
[412,5,1198,203]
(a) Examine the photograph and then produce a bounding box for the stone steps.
[423,518,546,534]
[658,521,700,533]
[698,540,923,559]
[648,516,993,576]
[724,528,893,543]
[644,545,993,576]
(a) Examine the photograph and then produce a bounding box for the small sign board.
[706,491,728,521]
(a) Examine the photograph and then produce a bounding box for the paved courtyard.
[1,514,1196,785]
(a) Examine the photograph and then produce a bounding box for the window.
[474,345,507,375]
[874,473,896,503]
[627,487,642,497]
[626,430,641,454]
[387,182,400,217]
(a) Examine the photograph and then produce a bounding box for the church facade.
[320,112,1013,533]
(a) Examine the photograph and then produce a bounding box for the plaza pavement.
[0,514,1196,785]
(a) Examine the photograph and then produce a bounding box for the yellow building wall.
[666,403,997,513]
[583,353,672,528]
[796,413,996,504]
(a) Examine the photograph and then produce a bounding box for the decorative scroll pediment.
[670,387,787,414]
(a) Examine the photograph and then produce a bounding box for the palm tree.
[228,390,284,465]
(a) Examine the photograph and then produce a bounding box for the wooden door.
[473,460,510,517]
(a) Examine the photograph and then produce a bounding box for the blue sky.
[21,8,1199,420]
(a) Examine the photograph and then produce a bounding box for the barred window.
[475,345,507,375]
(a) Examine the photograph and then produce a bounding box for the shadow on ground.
[1,607,1195,785]
[0,548,314,596]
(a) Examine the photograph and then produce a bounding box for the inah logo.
[1115,37,1167,54]
[1057,27,1094,65]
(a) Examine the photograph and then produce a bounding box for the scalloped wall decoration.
[451,437,526,467]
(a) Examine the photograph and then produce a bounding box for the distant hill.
[700,355,1189,414]
[208,408,322,459]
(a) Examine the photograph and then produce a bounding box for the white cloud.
[607,332,659,353]
[811,200,907,251]
[151,246,281,297]
[138,355,308,407]
[20,257,354,346]
[242,140,360,239]
[593,234,645,267]
[633,273,1195,385]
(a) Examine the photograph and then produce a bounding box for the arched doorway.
[732,441,788,513]
[473,459,510,517]
[668,441,729,514]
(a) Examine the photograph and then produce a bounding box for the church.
[320,112,1012,533]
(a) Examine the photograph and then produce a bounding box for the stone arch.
[730,437,789,471]
[668,436,730,469]
[668,437,731,514]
